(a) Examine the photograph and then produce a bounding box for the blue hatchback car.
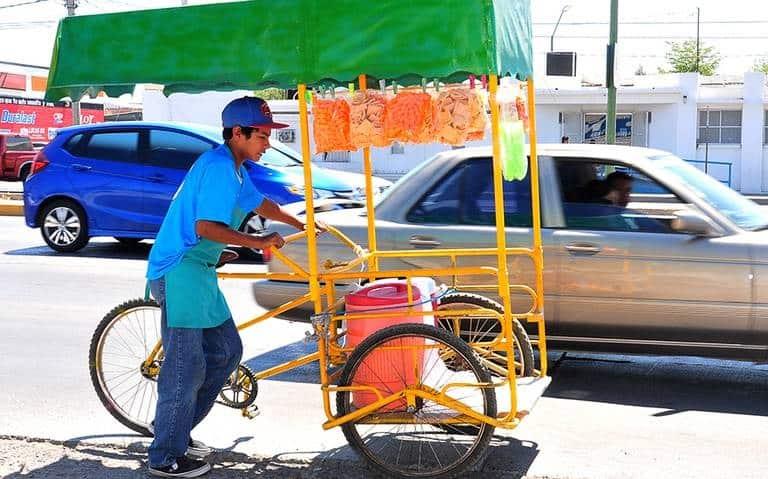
[23,121,391,252]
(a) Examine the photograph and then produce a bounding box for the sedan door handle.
[409,235,441,248]
[565,242,601,255]
[148,175,165,182]
[71,164,92,172]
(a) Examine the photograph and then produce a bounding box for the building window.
[764,111,768,145]
[698,110,741,144]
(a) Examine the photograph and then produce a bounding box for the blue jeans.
[148,277,243,468]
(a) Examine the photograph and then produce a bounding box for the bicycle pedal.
[242,404,260,419]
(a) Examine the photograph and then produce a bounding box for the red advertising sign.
[0,96,104,143]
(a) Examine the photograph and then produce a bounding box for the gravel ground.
[0,436,362,479]
[0,435,563,479]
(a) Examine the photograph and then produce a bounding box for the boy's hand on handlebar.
[256,232,285,250]
[304,220,328,234]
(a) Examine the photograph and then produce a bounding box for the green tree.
[660,40,720,76]
[253,88,288,100]
[752,57,768,74]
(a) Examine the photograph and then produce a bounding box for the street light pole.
[550,5,570,52]
[695,7,700,73]
[65,0,80,125]
[606,0,618,144]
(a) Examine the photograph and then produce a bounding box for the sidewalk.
[0,191,22,216]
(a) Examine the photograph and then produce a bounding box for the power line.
[0,0,48,9]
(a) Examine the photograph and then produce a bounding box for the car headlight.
[285,185,335,199]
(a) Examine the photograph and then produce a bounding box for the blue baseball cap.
[222,96,289,129]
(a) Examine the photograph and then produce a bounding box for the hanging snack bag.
[433,88,473,146]
[433,87,489,145]
[313,97,353,153]
[350,90,388,148]
[466,89,489,142]
[384,91,434,144]
[497,84,527,181]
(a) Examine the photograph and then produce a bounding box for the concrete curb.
[0,199,23,216]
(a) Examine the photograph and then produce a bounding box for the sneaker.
[148,422,212,458]
[186,438,213,458]
[148,456,211,478]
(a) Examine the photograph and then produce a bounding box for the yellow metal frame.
[140,74,547,431]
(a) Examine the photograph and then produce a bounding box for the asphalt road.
[1,215,768,478]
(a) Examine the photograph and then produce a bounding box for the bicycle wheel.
[436,292,534,377]
[89,298,162,436]
[337,323,496,479]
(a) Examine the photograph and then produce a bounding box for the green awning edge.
[45,0,532,101]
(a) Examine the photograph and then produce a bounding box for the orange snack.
[350,90,388,148]
[466,90,488,142]
[312,97,353,153]
[384,91,434,144]
[433,88,470,145]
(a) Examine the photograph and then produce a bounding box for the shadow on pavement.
[544,351,768,417]
[4,433,538,478]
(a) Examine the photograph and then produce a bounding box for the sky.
[1,0,767,82]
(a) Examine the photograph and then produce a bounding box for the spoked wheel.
[89,298,162,436]
[436,292,534,377]
[337,323,497,479]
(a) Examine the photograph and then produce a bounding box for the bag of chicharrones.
[349,90,388,149]
[383,90,434,144]
[312,96,354,153]
[433,87,488,145]
[466,89,489,142]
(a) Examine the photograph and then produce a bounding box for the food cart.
[47,1,551,477]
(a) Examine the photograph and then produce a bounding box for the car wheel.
[18,164,31,181]
[114,237,144,246]
[238,213,270,259]
[40,199,89,253]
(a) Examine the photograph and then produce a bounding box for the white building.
[143,72,768,193]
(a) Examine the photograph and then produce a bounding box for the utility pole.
[65,0,80,125]
[695,7,700,73]
[606,0,618,144]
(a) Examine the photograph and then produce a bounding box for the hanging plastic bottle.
[496,80,527,181]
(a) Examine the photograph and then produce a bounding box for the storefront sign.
[0,96,104,142]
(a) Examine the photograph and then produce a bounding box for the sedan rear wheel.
[40,200,89,253]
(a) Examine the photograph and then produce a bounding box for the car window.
[80,131,140,163]
[63,133,84,153]
[148,130,214,169]
[556,159,681,233]
[6,135,33,151]
[407,158,532,226]
[406,164,464,224]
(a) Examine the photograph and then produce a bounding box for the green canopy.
[45,0,532,101]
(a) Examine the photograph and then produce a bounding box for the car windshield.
[653,154,768,230]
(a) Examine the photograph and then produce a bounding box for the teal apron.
[164,206,249,329]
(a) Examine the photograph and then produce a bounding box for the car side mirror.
[670,210,717,236]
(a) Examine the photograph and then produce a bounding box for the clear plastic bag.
[350,90,388,149]
[312,97,353,153]
[433,88,488,145]
[384,91,434,144]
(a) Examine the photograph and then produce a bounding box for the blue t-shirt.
[146,143,265,280]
